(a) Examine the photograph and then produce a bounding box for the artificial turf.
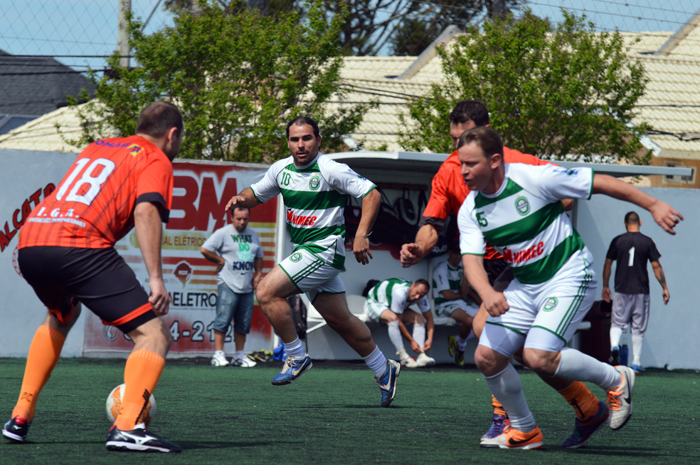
[0,357,699,464]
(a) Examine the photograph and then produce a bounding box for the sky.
[0,0,698,73]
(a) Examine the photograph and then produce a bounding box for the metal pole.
[117,0,131,68]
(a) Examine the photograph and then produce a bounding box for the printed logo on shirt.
[127,144,143,156]
[543,297,558,312]
[515,195,530,216]
[290,252,302,263]
[309,175,321,190]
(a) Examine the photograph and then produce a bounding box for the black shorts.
[483,257,514,293]
[18,246,157,334]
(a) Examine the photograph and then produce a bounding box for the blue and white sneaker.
[632,364,645,373]
[562,401,609,448]
[3,416,30,442]
[480,414,509,443]
[271,354,313,385]
[376,360,401,407]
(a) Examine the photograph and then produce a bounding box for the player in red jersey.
[3,102,183,453]
[401,101,608,449]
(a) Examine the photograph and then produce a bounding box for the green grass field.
[1,357,699,464]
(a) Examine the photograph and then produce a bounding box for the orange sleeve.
[135,154,174,222]
[503,146,552,166]
[422,163,451,220]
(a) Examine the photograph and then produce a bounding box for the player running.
[3,102,183,452]
[457,126,682,449]
[225,116,400,407]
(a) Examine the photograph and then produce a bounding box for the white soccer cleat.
[416,352,436,367]
[211,351,230,367]
[397,348,418,368]
[231,356,257,368]
[607,365,635,430]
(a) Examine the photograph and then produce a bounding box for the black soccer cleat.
[106,425,181,453]
[3,416,31,442]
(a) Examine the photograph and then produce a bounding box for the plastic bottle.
[619,345,629,367]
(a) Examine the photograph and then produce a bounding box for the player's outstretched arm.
[225,188,261,213]
[400,224,439,268]
[462,254,509,317]
[592,174,684,234]
[353,189,380,265]
[134,202,170,316]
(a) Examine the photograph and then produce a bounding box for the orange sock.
[12,325,66,422]
[558,381,600,420]
[114,350,165,431]
[492,395,507,417]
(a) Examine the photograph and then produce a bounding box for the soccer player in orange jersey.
[2,102,183,453]
[400,101,609,449]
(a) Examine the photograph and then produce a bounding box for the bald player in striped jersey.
[457,126,682,449]
[225,116,400,407]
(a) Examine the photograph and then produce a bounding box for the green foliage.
[399,10,652,164]
[66,0,372,162]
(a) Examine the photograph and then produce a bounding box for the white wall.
[576,187,700,369]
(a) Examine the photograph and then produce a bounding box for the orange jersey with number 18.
[19,135,174,249]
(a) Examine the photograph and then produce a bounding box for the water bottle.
[619,345,629,367]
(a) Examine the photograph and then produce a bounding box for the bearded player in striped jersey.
[225,116,400,407]
[457,127,682,449]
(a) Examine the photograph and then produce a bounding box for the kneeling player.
[364,278,436,368]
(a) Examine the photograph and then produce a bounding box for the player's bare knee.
[474,345,495,372]
[522,349,558,376]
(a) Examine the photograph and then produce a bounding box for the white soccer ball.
[106,383,157,426]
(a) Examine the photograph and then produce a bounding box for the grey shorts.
[611,293,650,336]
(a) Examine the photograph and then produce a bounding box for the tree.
[399,10,652,164]
[65,0,371,162]
[390,0,523,56]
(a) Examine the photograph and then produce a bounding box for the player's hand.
[148,277,170,316]
[225,195,246,213]
[423,338,433,351]
[602,287,612,303]
[650,200,683,235]
[482,290,509,317]
[662,288,670,305]
[215,261,224,273]
[353,235,373,265]
[410,339,422,354]
[400,243,422,268]
[253,275,262,290]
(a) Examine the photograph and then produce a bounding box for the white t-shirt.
[458,163,594,285]
[367,278,431,315]
[250,152,376,270]
[202,225,263,293]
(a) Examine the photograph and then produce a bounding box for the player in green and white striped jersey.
[226,117,400,407]
[433,241,480,366]
[457,127,682,449]
[363,278,435,367]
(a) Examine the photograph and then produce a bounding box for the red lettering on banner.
[195,177,238,231]
[502,241,545,265]
[1,182,54,253]
[168,176,199,230]
[286,210,318,226]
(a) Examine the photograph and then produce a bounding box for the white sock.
[412,323,426,348]
[610,327,623,350]
[387,321,404,352]
[363,346,388,378]
[484,364,536,432]
[214,350,225,356]
[456,335,468,351]
[632,334,643,365]
[283,337,306,359]
[555,347,622,391]
[235,350,246,359]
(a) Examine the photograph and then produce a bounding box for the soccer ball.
[106,383,157,426]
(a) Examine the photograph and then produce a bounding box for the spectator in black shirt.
[602,211,669,372]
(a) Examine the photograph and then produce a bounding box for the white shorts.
[480,251,597,357]
[611,293,650,335]
[435,300,479,318]
[279,248,345,303]
[363,299,393,322]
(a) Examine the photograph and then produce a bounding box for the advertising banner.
[82,161,276,355]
